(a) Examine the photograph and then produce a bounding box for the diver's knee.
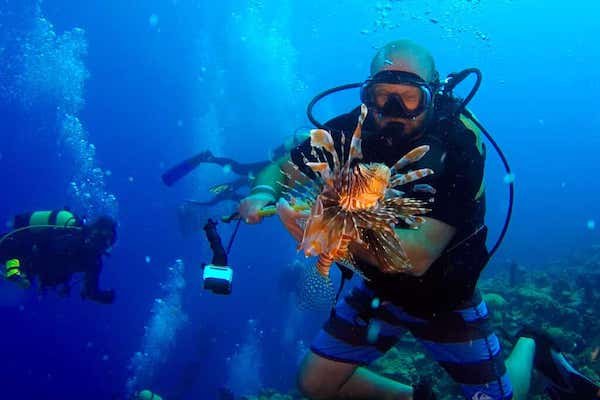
[297,368,337,399]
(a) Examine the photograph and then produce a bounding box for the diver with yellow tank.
[0,209,117,304]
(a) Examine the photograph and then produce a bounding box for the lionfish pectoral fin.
[313,197,324,217]
[401,215,425,228]
[363,229,412,273]
[391,168,434,187]
[311,128,341,172]
[384,188,404,199]
[306,162,331,179]
[379,231,413,273]
[309,129,335,153]
[412,183,436,194]
[391,145,430,173]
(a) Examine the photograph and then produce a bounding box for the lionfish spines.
[283,105,436,279]
[390,168,434,188]
[391,145,430,174]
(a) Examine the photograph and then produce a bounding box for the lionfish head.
[339,163,391,211]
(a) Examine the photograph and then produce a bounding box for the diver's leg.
[410,292,513,400]
[298,352,412,400]
[505,337,535,399]
[203,155,251,175]
[299,285,413,399]
[517,328,600,399]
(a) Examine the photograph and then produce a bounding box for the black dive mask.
[360,70,435,120]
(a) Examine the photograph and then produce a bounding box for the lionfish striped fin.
[306,162,332,181]
[390,168,434,187]
[310,129,340,172]
[411,184,436,194]
[362,229,412,273]
[384,188,405,199]
[347,104,367,165]
[390,145,430,174]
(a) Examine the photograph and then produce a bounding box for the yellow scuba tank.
[14,210,81,229]
[137,389,163,400]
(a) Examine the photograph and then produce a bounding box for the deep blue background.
[1,0,599,399]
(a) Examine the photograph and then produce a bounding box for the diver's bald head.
[370,40,438,83]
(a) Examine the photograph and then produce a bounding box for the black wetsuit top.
[0,226,114,304]
[291,104,488,317]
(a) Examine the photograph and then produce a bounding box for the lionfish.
[280,104,435,278]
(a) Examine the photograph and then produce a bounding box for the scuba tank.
[13,209,82,229]
[0,209,82,288]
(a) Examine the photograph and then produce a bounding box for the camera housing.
[202,264,233,295]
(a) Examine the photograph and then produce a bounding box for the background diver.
[238,40,600,400]
[162,128,311,205]
[165,129,310,235]
[0,209,117,304]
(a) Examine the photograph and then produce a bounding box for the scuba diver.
[0,209,117,304]
[166,129,311,235]
[238,40,600,400]
[163,130,310,200]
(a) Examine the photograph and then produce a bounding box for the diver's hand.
[238,193,275,224]
[276,198,308,241]
[81,288,115,304]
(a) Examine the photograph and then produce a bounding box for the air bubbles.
[149,14,159,28]
[366,320,381,344]
[503,173,515,184]
[371,297,381,309]
[587,220,596,230]
[145,256,151,264]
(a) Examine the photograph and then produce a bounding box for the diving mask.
[360,70,435,119]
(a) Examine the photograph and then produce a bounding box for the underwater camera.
[202,219,233,295]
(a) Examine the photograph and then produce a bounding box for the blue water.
[1,0,599,399]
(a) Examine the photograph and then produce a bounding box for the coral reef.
[240,244,600,399]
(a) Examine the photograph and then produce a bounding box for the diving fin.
[162,150,214,186]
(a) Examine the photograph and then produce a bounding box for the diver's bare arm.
[349,217,456,276]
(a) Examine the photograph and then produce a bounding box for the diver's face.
[371,83,428,135]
